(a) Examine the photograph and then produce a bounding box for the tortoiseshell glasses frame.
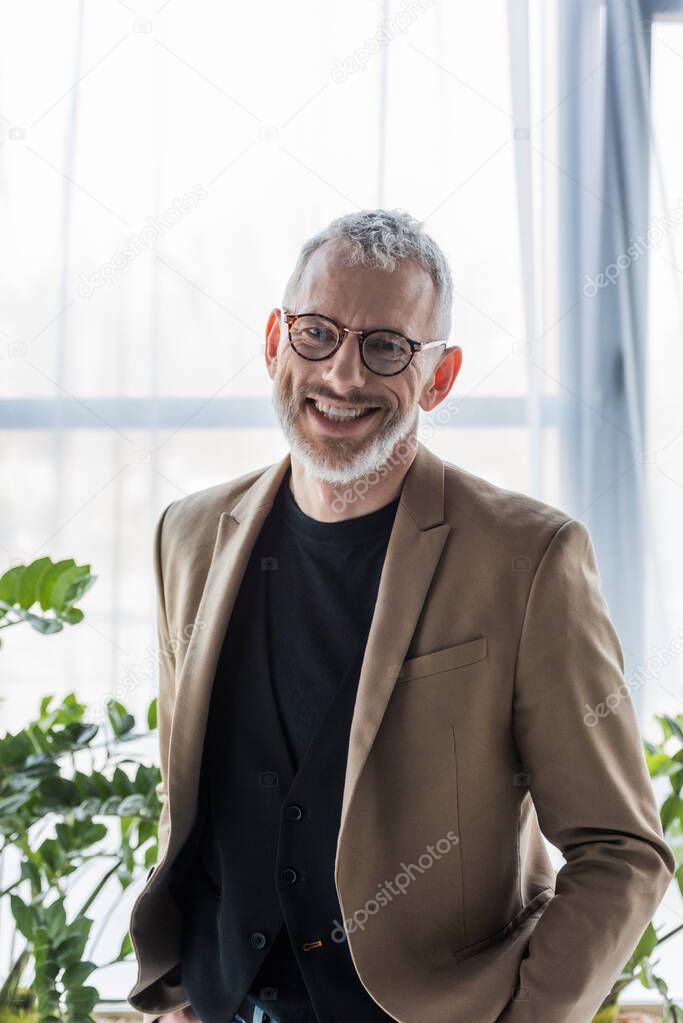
[280,307,451,377]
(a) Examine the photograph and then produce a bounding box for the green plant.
[0,558,96,649]
[0,693,161,1023]
[592,715,683,1022]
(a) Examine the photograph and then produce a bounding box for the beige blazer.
[127,440,675,1023]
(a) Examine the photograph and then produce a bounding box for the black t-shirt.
[262,469,400,770]
[245,468,400,1021]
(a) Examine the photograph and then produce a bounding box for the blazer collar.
[228,437,446,531]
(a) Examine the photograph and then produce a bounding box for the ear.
[418,346,462,413]
[265,308,283,379]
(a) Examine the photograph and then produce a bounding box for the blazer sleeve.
[153,499,177,867]
[128,501,192,1022]
[496,518,675,1023]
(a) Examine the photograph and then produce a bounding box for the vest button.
[284,803,303,821]
[250,932,267,949]
[280,868,298,885]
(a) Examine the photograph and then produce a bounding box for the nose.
[320,331,367,392]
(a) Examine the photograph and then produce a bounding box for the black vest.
[168,536,397,1023]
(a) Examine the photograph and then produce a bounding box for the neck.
[287,437,416,522]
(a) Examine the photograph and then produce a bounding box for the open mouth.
[304,394,384,431]
[305,396,382,424]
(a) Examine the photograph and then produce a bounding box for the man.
[127,209,675,1023]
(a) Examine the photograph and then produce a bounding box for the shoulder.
[440,458,585,557]
[156,462,271,541]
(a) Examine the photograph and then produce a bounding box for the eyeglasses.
[280,307,450,377]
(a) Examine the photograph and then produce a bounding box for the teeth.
[314,400,373,421]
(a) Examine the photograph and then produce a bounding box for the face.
[265,240,461,485]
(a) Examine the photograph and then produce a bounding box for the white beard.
[271,388,419,486]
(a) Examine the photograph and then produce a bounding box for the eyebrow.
[307,308,412,338]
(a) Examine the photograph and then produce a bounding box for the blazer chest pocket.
[396,635,487,684]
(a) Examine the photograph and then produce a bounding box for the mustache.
[302,389,386,409]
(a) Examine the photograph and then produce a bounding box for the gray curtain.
[508,0,653,719]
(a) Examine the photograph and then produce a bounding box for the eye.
[303,326,335,344]
[375,338,403,354]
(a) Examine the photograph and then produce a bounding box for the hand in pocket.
[158,1007,201,1023]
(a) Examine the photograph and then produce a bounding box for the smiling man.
[268,225,459,518]
[127,209,674,1023]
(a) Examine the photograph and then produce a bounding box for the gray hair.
[282,208,453,340]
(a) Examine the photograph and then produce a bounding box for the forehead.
[294,240,438,336]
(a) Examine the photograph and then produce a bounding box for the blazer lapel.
[166,453,292,848]
[336,441,450,842]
